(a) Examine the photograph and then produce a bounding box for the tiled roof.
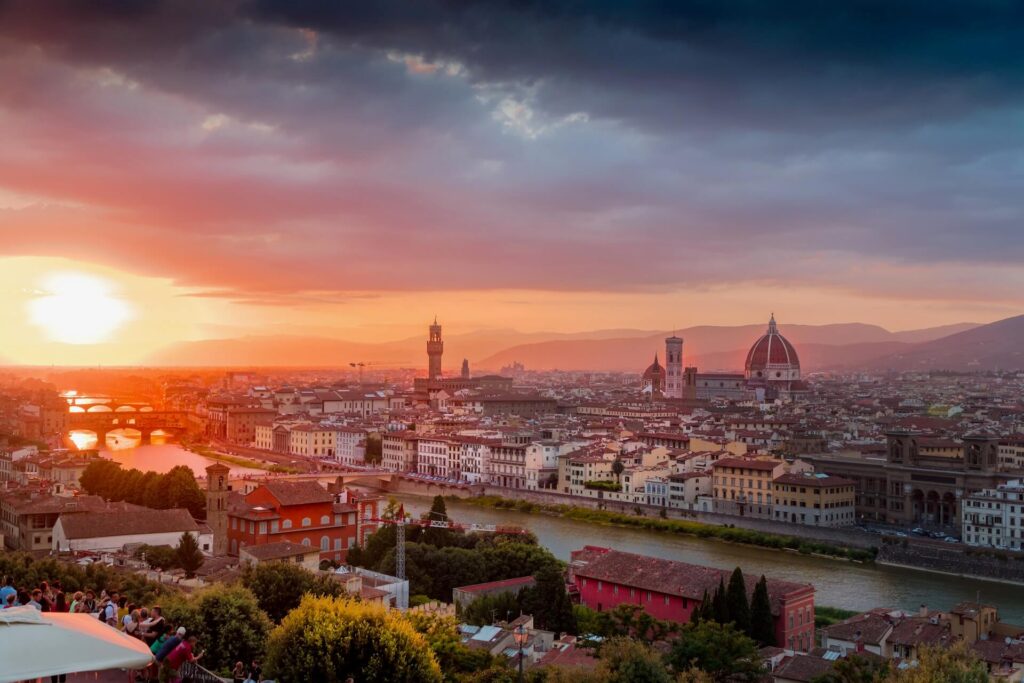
[455,576,536,594]
[58,508,199,539]
[823,613,894,645]
[773,654,834,682]
[572,547,811,614]
[240,541,315,561]
[261,481,333,506]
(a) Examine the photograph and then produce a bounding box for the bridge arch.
[86,404,113,413]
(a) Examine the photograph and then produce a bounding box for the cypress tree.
[712,578,729,624]
[726,567,750,633]
[691,590,708,624]
[750,575,776,646]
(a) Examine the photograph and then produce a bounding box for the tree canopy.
[240,561,346,622]
[79,460,205,517]
[162,584,272,676]
[665,621,762,682]
[265,595,442,683]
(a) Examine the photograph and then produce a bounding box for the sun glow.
[28,272,133,344]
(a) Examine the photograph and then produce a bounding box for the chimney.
[919,604,928,618]
[854,630,865,653]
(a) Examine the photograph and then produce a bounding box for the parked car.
[911,527,927,535]
[893,531,908,538]
[943,536,959,544]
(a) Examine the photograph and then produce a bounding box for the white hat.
[176,627,187,636]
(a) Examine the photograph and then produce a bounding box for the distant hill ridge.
[142,319,1006,371]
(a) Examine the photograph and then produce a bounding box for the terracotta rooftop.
[240,541,315,561]
[571,547,811,614]
[260,480,333,506]
[57,508,199,539]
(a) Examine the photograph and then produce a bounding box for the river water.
[79,438,1024,622]
[394,494,1024,622]
[78,434,265,477]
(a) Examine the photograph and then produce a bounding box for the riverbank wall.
[470,485,881,550]
[877,544,1024,585]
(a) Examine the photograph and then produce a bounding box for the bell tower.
[205,462,230,556]
[427,317,444,380]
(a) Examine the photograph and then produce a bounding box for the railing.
[180,661,230,683]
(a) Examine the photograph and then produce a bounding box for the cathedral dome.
[643,354,665,379]
[642,353,665,393]
[744,315,800,382]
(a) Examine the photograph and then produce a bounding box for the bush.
[265,595,442,682]
[240,561,346,622]
[161,584,272,675]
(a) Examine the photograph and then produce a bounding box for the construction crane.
[348,360,389,385]
[366,506,530,580]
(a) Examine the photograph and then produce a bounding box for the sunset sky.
[1,2,1022,365]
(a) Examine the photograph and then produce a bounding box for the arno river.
[91,442,1024,622]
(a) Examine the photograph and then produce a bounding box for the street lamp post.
[513,624,528,683]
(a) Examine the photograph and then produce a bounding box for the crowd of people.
[1,574,264,683]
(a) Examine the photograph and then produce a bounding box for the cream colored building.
[711,457,787,518]
[772,472,857,527]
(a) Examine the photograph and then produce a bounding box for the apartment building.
[772,472,857,527]
[962,480,1024,551]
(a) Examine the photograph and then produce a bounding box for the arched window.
[320,515,330,525]
[301,537,311,547]
[301,517,312,527]
[282,519,293,529]
[320,536,330,551]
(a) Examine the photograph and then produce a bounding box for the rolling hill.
[863,315,1024,371]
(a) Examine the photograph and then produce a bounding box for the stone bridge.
[67,410,192,444]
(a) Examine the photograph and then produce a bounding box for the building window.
[259,522,267,534]
[271,520,279,533]
[302,517,312,527]
[321,536,330,551]
[321,515,330,525]
[282,519,293,529]
[301,537,311,546]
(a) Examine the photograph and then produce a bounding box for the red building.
[227,480,379,564]
[569,547,815,651]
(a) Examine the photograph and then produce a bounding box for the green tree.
[611,458,625,484]
[665,621,762,682]
[596,638,671,683]
[725,567,750,633]
[749,575,775,646]
[691,590,711,625]
[240,561,344,622]
[888,643,987,683]
[175,532,204,578]
[265,595,442,682]
[711,578,729,624]
[423,495,452,546]
[526,564,577,635]
[161,584,272,675]
[407,611,501,678]
[136,544,179,571]
[463,590,528,626]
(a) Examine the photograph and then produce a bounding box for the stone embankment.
[474,485,881,550]
[877,543,1024,585]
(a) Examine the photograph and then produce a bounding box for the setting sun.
[27,272,133,344]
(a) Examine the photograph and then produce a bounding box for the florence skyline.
[1,2,1023,365]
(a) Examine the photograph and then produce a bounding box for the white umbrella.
[0,606,154,682]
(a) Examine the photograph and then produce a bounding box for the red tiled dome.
[643,354,664,379]
[745,315,800,374]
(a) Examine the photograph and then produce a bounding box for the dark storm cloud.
[0,0,1022,302]
[247,0,1024,130]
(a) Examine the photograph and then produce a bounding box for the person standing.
[162,635,201,683]
[28,589,43,611]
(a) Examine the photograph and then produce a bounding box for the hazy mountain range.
[138,317,1024,372]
